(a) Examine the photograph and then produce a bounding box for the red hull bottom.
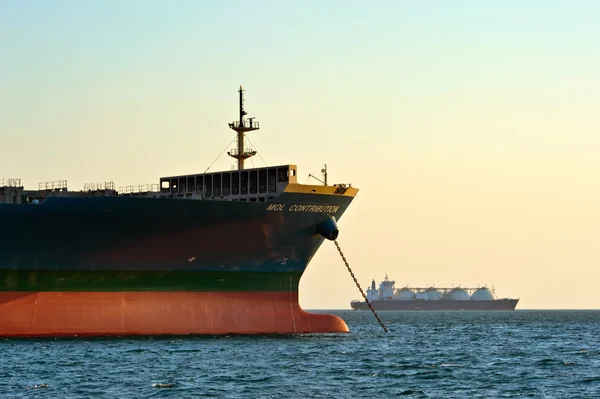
[0,292,349,337]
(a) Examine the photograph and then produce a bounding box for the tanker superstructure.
[0,86,358,337]
[351,275,519,311]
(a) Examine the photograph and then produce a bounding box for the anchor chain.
[334,240,388,333]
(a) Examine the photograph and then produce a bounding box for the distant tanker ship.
[351,275,519,311]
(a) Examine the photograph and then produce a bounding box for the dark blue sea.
[2,310,599,398]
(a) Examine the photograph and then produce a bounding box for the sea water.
[2,310,599,398]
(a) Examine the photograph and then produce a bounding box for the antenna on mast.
[227,85,260,170]
[308,164,328,186]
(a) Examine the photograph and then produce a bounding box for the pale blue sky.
[1,1,599,308]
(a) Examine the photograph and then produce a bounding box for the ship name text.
[266,203,340,213]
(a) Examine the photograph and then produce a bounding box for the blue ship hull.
[0,188,357,336]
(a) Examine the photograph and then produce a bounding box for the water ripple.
[1,310,600,398]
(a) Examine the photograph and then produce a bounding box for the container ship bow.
[0,86,358,337]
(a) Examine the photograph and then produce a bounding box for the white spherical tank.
[416,288,441,300]
[471,287,496,301]
[394,287,416,300]
[445,288,471,300]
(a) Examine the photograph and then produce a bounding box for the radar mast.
[227,85,260,170]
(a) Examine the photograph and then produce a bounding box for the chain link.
[334,240,388,333]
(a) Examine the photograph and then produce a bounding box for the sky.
[1,1,599,309]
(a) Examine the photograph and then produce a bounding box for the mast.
[227,85,259,170]
[309,164,329,186]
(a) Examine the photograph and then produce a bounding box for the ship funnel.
[317,217,339,241]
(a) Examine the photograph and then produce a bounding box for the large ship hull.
[351,299,519,311]
[0,188,356,337]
